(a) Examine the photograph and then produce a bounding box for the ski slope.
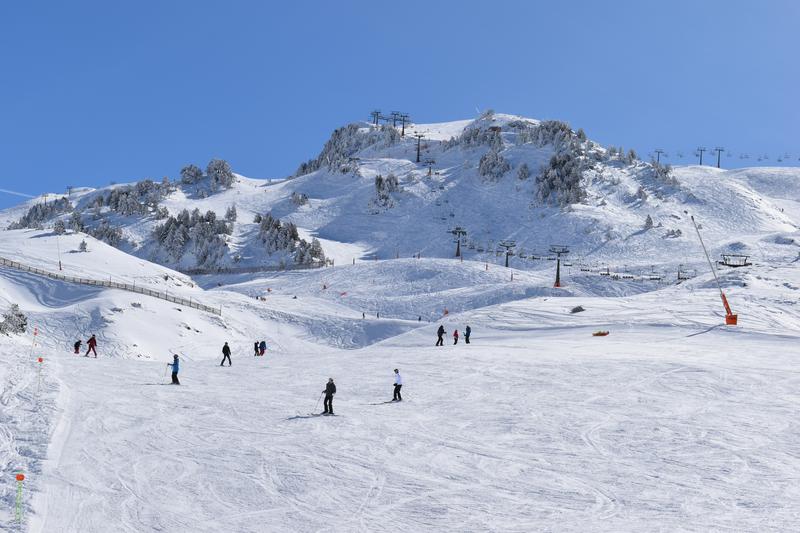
[1,114,800,531]
[0,242,797,530]
[13,274,800,532]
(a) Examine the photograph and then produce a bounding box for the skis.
[287,413,338,420]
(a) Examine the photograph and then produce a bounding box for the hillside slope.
[3,113,798,279]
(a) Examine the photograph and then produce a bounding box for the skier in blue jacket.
[167,354,180,385]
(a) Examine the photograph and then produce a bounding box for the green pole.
[16,480,23,521]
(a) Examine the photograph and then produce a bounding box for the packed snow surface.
[0,250,797,531]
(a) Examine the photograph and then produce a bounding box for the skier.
[85,335,98,357]
[322,378,336,415]
[362,312,365,319]
[73,340,82,354]
[392,368,403,402]
[465,325,471,344]
[436,325,445,346]
[453,329,459,345]
[259,340,267,356]
[167,354,180,385]
[220,342,232,366]
[253,341,259,357]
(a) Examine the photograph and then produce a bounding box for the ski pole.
[313,392,323,413]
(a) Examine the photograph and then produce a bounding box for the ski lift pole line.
[691,216,721,292]
[690,215,737,325]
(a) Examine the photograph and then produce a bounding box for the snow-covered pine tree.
[90,221,123,246]
[225,205,237,222]
[536,152,587,206]
[652,160,679,186]
[293,124,400,177]
[53,219,66,235]
[207,159,235,190]
[0,304,27,334]
[69,210,85,232]
[8,197,72,230]
[180,164,203,184]
[517,163,530,180]
[479,150,510,180]
[291,192,309,206]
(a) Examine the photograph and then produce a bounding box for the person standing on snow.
[465,325,471,344]
[322,378,336,415]
[259,340,267,356]
[85,335,98,357]
[73,340,82,354]
[453,329,459,345]
[167,354,180,385]
[220,342,232,366]
[436,325,445,346]
[392,369,403,402]
[253,341,259,357]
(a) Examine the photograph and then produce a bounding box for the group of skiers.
[318,368,402,415]
[68,329,423,416]
[253,340,268,356]
[73,335,98,357]
[436,325,471,346]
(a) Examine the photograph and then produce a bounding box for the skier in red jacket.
[85,335,98,357]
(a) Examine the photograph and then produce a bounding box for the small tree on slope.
[0,304,27,334]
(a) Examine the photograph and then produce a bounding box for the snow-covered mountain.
[4,112,798,278]
[2,113,800,531]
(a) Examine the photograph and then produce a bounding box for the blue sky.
[1,0,798,209]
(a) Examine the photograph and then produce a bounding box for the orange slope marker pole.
[37,357,43,395]
[15,473,25,522]
[27,327,38,359]
[691,215,738,325]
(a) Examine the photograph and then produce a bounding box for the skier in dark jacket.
[465,325,471,344]
[453,329,459,345]
[73,340,82,354]
[436,325,445,346]
[167,354,180,385]
[253,341,259,357]
[85,335,98,357]
[259,340,267,356]
[322,378,336,415]
[220,342,232,366]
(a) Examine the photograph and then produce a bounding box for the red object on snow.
[16,473,24,481]
[37,357,43,363]
[592,331,610,337]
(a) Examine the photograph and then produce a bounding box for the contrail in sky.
[0,188,36,198]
